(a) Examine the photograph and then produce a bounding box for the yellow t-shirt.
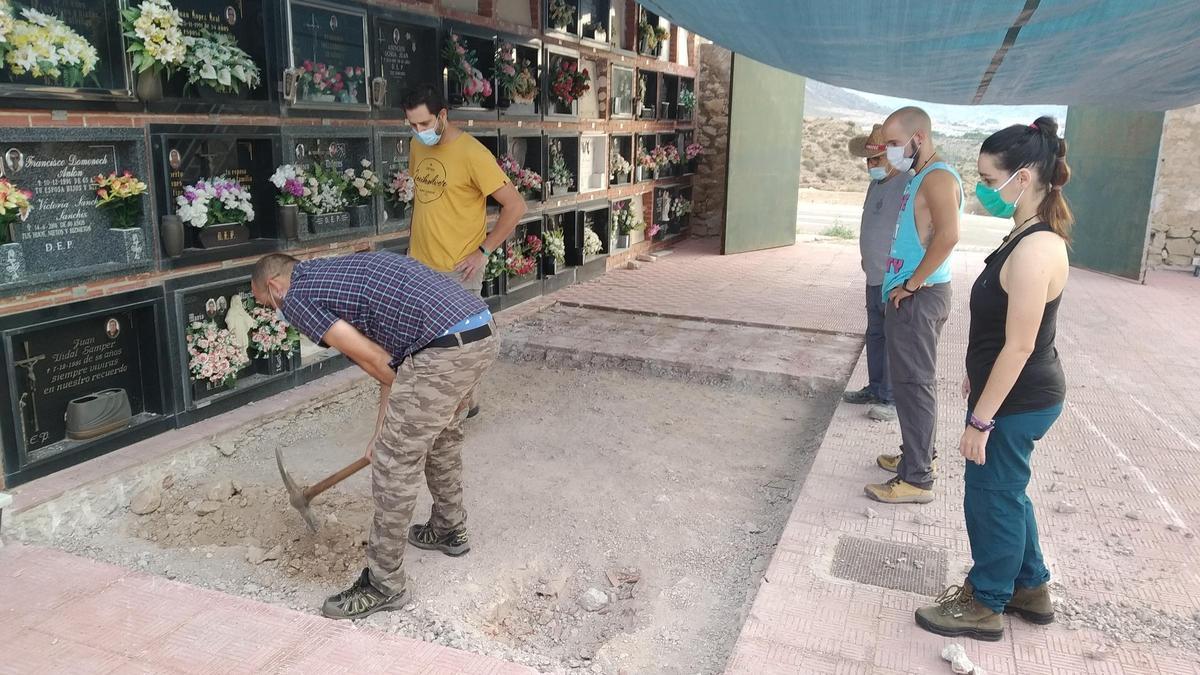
[408,133,509,272]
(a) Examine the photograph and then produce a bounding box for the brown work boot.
[1005,583,1055,625]
[915,582,1004,642]
[876,453,901,473]
[864,476,934,504]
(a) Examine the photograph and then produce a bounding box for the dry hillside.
[800,117,988,214]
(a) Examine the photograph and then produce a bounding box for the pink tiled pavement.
[0,543,535,675]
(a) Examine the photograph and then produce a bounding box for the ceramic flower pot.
[160,214,184,257]
[277,204,299,240]
[617,234,630,249]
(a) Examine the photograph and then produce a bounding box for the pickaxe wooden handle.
[303,456,370,501]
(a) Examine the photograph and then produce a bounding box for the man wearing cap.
[843,124,909,422]
[251,250,497,620]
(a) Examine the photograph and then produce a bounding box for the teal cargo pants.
[964,403,1063,613]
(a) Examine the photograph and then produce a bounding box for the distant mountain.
[804,80,1067,137]
[804,80,889,124]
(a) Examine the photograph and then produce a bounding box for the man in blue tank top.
[865,107,961,505]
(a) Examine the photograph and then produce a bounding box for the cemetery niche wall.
[0,288,172,486]
[0,0,699,486]
[0,128,152,295]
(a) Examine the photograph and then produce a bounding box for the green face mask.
[974,171,1026,218]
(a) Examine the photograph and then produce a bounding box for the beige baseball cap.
[848,124,886,158]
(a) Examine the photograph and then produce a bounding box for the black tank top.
[966,223,1066,416]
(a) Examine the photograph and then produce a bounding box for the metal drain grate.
[830,535,948,596]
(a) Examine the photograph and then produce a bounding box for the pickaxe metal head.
[276,447,319,532]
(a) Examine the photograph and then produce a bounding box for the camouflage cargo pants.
[366,331,498,596]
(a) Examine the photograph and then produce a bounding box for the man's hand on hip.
[455,250,487,282]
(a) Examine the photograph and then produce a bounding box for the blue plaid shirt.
[283,252,487,368]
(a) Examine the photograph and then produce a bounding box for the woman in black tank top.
[915,117,1074,643]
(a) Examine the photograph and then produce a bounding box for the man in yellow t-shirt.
[404,85,526,283]
[403,85,527,417]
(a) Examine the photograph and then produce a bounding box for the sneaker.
[321,568,408,620]
[915,582,1004,641]
[842,387,880,405]
[876,453,901,473]
[1005,583,1055,625]
[864,476,935,504]
[408,523,471,556]
[867,402,897,421]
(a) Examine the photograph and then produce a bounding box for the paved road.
[796,199,1012,251]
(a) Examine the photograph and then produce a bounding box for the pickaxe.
[275,447,369,532]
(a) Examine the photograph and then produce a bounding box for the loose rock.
[195,500,222,515]
[625,261,641,271]
[129,484,162,516]
[207,481,234,502]
[1055,501,1079,514]
[864,507,878,520]
[216,441,237,457]
[578,588,609,612]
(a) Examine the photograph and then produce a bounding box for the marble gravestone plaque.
[153,126,279,245]
[163,0,270,101]
[282,128,374,238]
[0,0,127,94]
[372,16,439,111]
[179,279,255,400]
[0,129,150,293]
[9,310,146,457]
[288,0,370,107]
[578,135,607,193]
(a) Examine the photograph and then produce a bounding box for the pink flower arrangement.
[505,240,537,276]
[498,154,543,199]
[248,306,298,358]
[186,320,250,386]
[685,143,704,161]
[444,33,492,106]
[646,220,661,238]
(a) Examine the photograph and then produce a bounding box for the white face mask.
[886,133,919,172]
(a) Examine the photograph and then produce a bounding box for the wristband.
[967,413,995,433]
[902,278,920,293]
[479,244,490,257]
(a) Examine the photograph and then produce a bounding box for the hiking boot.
[864,476,935,504]
[876,453,901,473]
[408,523,471,556]
[915,582,1004,641]
[1005,583,1055,625]
[868,402,898,422]
[843,387,880,405]
[321,568,408,620]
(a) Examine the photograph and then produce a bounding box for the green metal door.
[722,54,806,254]
[1063,107,1164,281]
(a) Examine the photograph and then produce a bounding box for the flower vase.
[617,234,630,249]
[192,378,233,400]
[277,204,299,239]
[481,277,502,298]
[348,204,373,228]
[160,214,184,257]
[135,69,163,102]
[255,351,292,376]
[1,242,26,285]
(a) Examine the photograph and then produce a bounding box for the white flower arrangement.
[175,177,255,229]
[298,164,348,216]
[1,3,99,87]
[122,0,186,75]
[185,30,260,94]
[583,227,603,256]
[342,158,381,206]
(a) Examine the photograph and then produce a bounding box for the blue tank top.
[882,162,963,298]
